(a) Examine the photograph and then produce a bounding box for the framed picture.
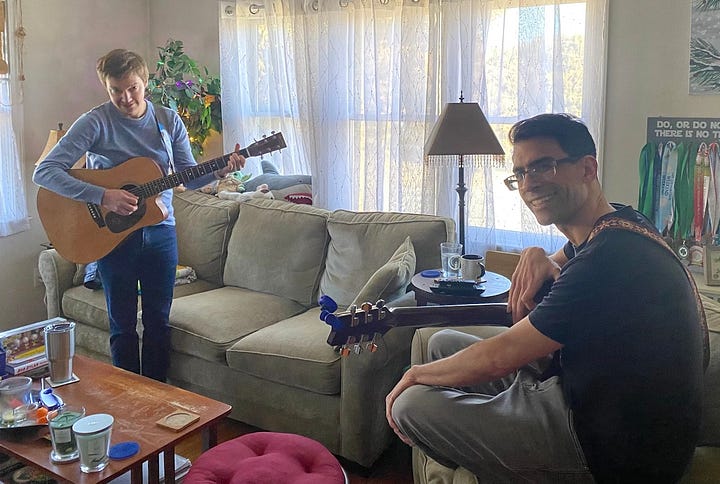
[704,245,720,286]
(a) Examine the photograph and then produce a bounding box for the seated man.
[386,113,709,483]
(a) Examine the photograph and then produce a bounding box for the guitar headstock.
[245,132,287,157]
[319,295,392,356]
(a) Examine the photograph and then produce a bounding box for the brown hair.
[96,49,149,85]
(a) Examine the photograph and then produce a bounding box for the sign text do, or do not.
[647,117,720,144]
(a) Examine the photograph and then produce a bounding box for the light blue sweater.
[33,101,215,225]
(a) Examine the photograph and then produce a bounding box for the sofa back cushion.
[173,190,241,285]
[224,198,331,306]
[320,210,454,308]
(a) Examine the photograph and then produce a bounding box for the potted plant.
[146,39,222,159]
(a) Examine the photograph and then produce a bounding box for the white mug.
[460,254,485,281]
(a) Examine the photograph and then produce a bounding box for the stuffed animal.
[244,160,312,192]
[218,183,274,202]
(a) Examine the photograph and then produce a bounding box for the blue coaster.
[109,441,140,460]
[421,269,441,278]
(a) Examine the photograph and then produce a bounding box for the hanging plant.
[147,39,222,159]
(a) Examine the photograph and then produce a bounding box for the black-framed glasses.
[503,156,583,191]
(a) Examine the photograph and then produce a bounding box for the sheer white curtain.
[219,0,608,254]
[0,0,28,237]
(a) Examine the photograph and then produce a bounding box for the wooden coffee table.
[0,355,231,483]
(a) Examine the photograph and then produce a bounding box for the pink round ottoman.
[185,432,348,484]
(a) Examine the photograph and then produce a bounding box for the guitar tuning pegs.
[375,299,386,309]
[318,295,338,313]
[360,301,372,312]
[353,344,362,355]
[340,346,351,357]
[366,334,379,353]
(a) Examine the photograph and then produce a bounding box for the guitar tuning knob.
[375,299,386,309]
[318,295,338,313]
[360,301,372,312]
[353,344,362,355]
[366,334,379,353]
[340,346,351,357]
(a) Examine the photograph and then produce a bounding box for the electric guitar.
[37,132,286,264]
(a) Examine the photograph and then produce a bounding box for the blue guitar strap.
[152,106,176,175]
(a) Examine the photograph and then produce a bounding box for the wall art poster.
[690,0,720,94]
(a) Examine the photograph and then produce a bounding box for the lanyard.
[694,143,708,242]
[672,142,695,241]
[708,142,720,239]
[656,141,678,233]
[638,142,656,220]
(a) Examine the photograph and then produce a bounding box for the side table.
[411,270,511,306]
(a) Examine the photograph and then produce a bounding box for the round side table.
[411,270,511,306]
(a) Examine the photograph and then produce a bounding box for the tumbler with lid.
[44,321,75,384]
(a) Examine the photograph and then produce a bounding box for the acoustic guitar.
[319,296,512,356]
[37,132,286,264]
[318,281,551,355]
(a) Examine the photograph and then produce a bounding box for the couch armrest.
[38,249,76,318]
[339,325,415,467]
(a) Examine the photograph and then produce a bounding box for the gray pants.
[392,329,595,483]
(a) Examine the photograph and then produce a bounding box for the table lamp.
[35,122,86,168]
[424,95,505,250]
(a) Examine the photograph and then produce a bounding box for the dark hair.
[509,113,596,158]
[96,49,149,85]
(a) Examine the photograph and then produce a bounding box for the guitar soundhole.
[105,185,147,233]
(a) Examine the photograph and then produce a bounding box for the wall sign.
[647,117,720,144]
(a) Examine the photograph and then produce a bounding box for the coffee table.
[0,355,231,483]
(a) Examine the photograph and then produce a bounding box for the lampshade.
[424,101,505,167]
[35,123,86,168]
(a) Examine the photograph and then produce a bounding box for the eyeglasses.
[503,156,583,191]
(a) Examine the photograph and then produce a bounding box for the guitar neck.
[130,153,234,198]
[385,303,512,329]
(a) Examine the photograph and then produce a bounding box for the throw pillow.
[350,236,416,308]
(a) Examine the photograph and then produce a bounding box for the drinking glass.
[440,242,463,278]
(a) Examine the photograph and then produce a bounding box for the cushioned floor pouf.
[184,432,347,484]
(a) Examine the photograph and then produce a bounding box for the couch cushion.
[170,286,307,364]
[63,280,222,332]
[226,308,341,395]
[320,210,453,308]
[223,199,330,306]
[351,236,416,308]
[173,190,241,285]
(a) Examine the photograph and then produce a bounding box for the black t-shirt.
[529,205,704,483]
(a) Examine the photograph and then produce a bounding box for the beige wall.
[0,0,715,329]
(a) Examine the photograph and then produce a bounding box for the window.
[0,0,28,237]
[219,0,608,254]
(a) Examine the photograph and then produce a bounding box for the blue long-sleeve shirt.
[33,100,214,225]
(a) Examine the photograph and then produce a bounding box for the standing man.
[386,113,708,482]
[34,49,245,382]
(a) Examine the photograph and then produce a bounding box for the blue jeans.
[97,224,177,382]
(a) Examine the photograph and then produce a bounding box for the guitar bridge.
[86,203,106,228]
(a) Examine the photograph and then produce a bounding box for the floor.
[175,418,414,483]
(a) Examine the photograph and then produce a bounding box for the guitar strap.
[588,215,710,371]
[152,106,176,176]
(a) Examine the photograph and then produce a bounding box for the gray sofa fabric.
[38,189,454,467]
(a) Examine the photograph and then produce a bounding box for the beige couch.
[38,189,454,468]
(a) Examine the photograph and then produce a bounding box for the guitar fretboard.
[128,150,248,199]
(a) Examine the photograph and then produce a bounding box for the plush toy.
[200,171,252,195]
[218,183,274,202]
[244,160,312,192]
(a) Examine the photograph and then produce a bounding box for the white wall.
[0,0,716,329]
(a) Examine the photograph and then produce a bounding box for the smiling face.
[512,136,589,227]
[105,73,147,119]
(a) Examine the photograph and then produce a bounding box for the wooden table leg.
[130,462,143,484]
[164,445,176,483]
[201,422,219,451]
[148,452,160,483]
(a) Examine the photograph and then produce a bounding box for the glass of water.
[440,242,463,278]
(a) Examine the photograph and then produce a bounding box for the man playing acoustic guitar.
[386,113,708,482]
[33,49,245,382]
